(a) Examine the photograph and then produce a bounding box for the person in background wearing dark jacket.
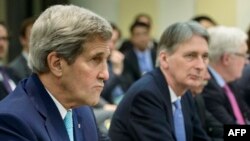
[109,21,211,141]
[191,69,223,141]
[202,26,250,127]
[119,13,157,55]
[9,17,35,81]
[0,21,20,100]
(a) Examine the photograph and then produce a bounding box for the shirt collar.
[46,89,69,119]
[134,48,150,57]
[22,51,29,61]
[208,66,225,87]
[168,85,181,103]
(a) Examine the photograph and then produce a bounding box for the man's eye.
[92,57,102,62]
[203,54,209,60]
[188,54,195,57]
[184,53,197,61]
[186,54,196,58]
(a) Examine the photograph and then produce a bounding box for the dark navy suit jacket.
[109,68,210,141]
[202,70,250,125]
[0,73,101,141]
[9,54,32,80]
[235,64,250,108]
[122,48,156,91]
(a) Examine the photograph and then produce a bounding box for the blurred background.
[1,0,250,62]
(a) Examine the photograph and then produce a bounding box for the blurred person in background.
[0,21,20,100]
[234,64,250,109]
[9,17,35,80]
[119,13,157,54]
[201,26,250,127]
[192,15,217,29]
[121,22,157,91]
[191,69,223,141]
[94,22,125,134]
[101,22,126,104]
[246,25,250,59]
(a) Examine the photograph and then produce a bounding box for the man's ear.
[221,53,231,66]
[47,52,62,77]
[159,51,169,69]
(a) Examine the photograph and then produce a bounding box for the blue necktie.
[64,111,74,141]
[173,99,186,141]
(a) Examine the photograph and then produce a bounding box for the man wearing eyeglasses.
[0,22,9,65]
[201,26,250,130]
[0,22,19,100]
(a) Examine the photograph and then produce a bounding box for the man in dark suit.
[101,22,126,104]
[109,22,210,141]
[0,21,20,100]
[121,22,157,91]
[119,13,158,54]
[235,64,250,108]
[9,17,35,80]
[0,5,112,141]
[191,69,224,141]
[202,26,250,126]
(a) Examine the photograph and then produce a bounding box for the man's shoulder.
[9,54,24,67]
[74,106,95,118]
[0,81,35,116]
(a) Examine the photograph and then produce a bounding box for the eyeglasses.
[233,52,250,60]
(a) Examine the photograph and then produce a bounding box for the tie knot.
[174,99,181,109]
[223,84,232,95]
[223,84,229,89]
[64,110,73,129]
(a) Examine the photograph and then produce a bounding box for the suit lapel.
[209,72,235,114]
[131,50,141,77]
[181,93,192,141]
[151,68,175,135]
[0,82,8,100]
[74,107,99,141]
[25,74,69,141]
[73,110,85,141]
[44,105,69,141]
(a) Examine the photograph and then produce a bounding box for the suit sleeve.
[0,114,36,140]
[128,90,175,141]
[203,88,236,124]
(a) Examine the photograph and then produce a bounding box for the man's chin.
[188,82,202,89]
[89,97,100,106]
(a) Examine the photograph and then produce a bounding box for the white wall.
[0,0,6,21]
[236,0,250,31]
[70,0,195,40]
[70,0,250,38]
[157,0,195,39]
[70,0,119,23]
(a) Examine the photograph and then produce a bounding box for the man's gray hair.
[208,26,248,63]
[156,21,209,66]
[29,4,112,73]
